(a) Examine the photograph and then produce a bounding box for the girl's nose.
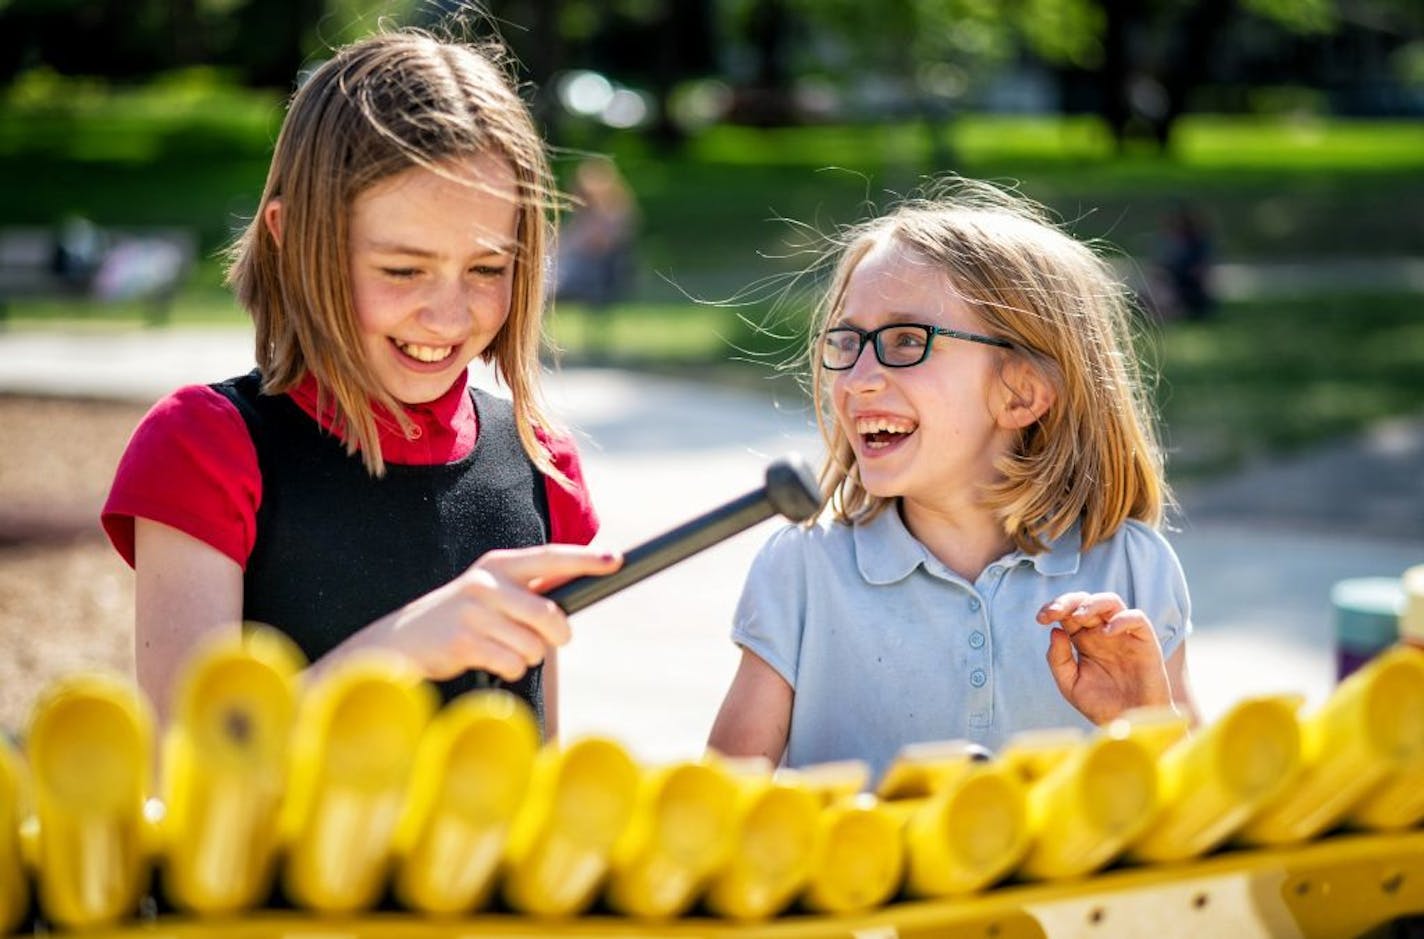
[420,281,475,335]
[840,342,887,392]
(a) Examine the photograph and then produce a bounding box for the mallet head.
[765,454,823,523]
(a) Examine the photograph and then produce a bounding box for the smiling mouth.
[855,416,916,450]
[392,339,456,364]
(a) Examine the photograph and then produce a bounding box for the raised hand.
[1036,590,1174,725]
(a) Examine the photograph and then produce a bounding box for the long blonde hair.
[809,179,1169,553]
[227,30,562,479]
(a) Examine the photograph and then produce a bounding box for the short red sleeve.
[101,386,261,568]
[536,427,599,546]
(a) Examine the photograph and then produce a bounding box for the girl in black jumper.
[103,31,621,736]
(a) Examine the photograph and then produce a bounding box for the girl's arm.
[1165,641,1200,726]
[134,518,245,723]
[135,517,615,726]
[707,649,793,765]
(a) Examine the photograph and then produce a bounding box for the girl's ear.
[996,357,1056,430]
[262,198,284,246]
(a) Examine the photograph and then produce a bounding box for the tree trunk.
[1153,0,1236,151]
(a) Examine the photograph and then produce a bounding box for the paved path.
[1,326,1420,762]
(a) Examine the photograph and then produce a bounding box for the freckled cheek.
[475,280,516,330]
[350,278,414,328]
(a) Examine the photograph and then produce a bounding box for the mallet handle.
[546,488,773,614]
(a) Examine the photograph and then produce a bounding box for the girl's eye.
[470,264,508,278]
[381,267,419,280]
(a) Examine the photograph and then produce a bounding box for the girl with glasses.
[709,178,1199,780]
[102,30,622,733]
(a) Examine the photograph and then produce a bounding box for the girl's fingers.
[1044,627,1078,699]
[458,566,574,647]
[464,634,532,683]
[1037,591,1092,624]
[462,609,549,666]
[477,544,623,586]
[1102,609,1153,638]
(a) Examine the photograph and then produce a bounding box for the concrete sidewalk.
[1,325,1420,761]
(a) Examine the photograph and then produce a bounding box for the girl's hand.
[1036,591,1174,725]
[358,545,621,682]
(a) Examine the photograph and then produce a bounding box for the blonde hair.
[808,178,1169,553]
[227,30,562,479]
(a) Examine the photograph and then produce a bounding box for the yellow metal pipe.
[158,627,303,916]
[392,690,541,915]
[876,744,1028,898]
[701,770,820,920]
[801,795,903,914]
[500,736,640,917]
[1237,645,1424,847]
[775,760,903,915]
[0,733,28,934]
[279,655,435,913]
[1000,726,1159,881]
[604,759,739,919]
[1346,764,1424,831]
[25,673,154,930]
[1128,694,1303,863]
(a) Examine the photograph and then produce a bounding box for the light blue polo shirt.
[731,507,1190,781]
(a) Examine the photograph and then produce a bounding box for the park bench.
[0,223,197,326]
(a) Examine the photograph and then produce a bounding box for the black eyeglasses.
[821,323,1013,370]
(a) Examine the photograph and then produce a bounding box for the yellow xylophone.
[3,630,1423,939]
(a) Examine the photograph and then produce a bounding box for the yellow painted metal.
[875,738,988,799]
[25,673,153,930]
[603,758,739,919]
[778,760,903,915]
[279,654,435,913]
[1108,705,1192,755]
[1002,724,1159,880]
[800,793,904,915]
[501,736,640,917]
[885,748,1028,898]
[1238,645,1424,847]
[1129,694,1304,863]
[11,630,1424,937]
[702,771,820,920]
[158,627,303,915]
[392,690,541,915]
[1347,764,1424,831]
[6,829,1422,937]
[0,735,27,934]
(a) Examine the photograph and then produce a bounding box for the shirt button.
[408,425,423,440]
[969,631,985,649]
[970,668,987,688]
[968,597,981,612]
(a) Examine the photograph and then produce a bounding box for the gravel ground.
[0,395,150,734]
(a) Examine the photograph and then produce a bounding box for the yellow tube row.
[2,641,1423,934]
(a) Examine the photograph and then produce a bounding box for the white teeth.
[394,340,454,363]
[855,416,916,435]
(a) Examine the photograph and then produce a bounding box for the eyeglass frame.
[820,322,1014,371]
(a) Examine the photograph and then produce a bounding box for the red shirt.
[103,370,599,568]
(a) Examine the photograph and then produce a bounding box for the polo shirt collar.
[287,369,477,463]
[852,502,1083,584]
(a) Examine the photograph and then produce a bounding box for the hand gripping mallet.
[545,454,823,614]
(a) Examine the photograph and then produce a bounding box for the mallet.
[546,454,823,614]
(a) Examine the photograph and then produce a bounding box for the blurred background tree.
[1,0,1421,476]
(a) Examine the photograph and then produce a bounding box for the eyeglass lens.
[823,325,933,369]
